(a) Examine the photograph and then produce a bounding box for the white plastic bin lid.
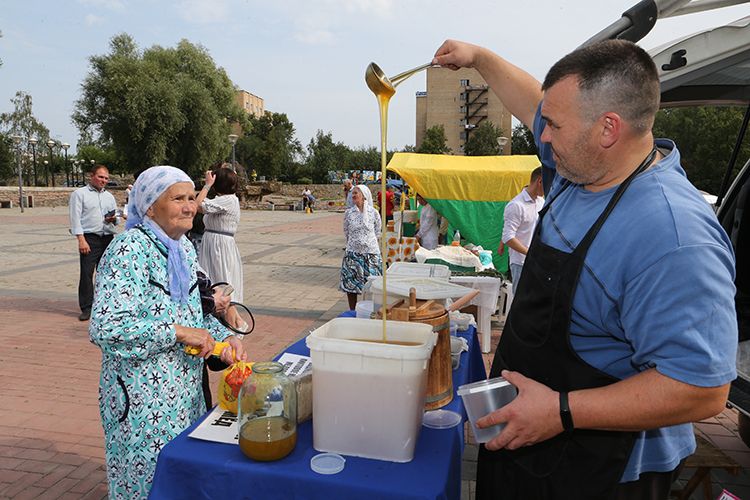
[388,262,451,280]
[369,277,472,300]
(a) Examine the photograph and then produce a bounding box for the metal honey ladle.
[365,62,433,97]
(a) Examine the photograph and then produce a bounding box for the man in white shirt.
[502,167,544,293]
[343,179,354,208]
[415,194,440,250]
[69,165,118,321]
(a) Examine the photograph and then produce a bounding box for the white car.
[649,12,750,443]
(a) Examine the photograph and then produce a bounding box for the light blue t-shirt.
[532,106,737,482]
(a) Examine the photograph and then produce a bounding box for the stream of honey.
[372,77,395,342]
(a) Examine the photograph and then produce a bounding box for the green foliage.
[653,106,750,194]
[297,177,312,185]
[464,121,504,156]
[236,112,301,182]
[0,134,14,182]
[74,33,246,177]
[305,130,351,184]
[76,144,124,174]
[0,91,53,185]
[417,125,451,154]
[511,123,538,156]
[349,146,382,171]
[0,91,51,148]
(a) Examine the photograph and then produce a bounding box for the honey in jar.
[237,361,297,461]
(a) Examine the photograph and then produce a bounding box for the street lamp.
[28,138,38,186]
[61,143,70,186]
[228,134,238,172]
[46,139,56,186]
[497,136,509,155]
[11,135,24,213]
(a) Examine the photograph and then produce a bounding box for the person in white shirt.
[69,165,118,321]
[502,167,544,293]
[343,179,354,209]
[415,194,440,250]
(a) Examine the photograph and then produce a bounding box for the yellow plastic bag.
[218,361,254,414]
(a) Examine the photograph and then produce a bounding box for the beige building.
[232,90,266,135]
[416,67,512,155]
[236,90,265,118]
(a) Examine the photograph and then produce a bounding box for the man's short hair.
[542,40,660,134]
[530,166,542,182]
[90,164,109,176]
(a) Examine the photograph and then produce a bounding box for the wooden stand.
[381,288,453,410]
[670,434,740,500]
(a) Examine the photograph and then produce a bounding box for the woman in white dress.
[196,168,244,302]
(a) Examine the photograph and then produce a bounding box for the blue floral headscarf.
[126,165,194,304]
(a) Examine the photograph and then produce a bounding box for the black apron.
[477,149,657,500]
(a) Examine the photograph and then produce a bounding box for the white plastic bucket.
[306,318,436,462]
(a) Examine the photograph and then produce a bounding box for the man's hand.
[477,370,562,451]
[433,40,484,71]
[77,235,91,255]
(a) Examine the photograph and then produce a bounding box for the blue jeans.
[509,263,523,295]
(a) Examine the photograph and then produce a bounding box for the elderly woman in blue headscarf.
[89,166,246,499]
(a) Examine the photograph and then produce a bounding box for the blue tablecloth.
[149,319,486,500]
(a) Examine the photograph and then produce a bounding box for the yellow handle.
[184,341,230,357]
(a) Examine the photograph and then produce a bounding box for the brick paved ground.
[2,207,750,499]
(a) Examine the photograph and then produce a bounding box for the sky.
[1,0,748,155]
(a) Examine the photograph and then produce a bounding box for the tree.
[74,33,247,177]
[511,123,538,156]
[349,146,391,171]
[653,106,750,194]
[235,112,301,181]
[0,91,51,185]
[464,121,504,156]
[76,143,124,174]
[0,134,14,182]
[417,125,451,154]
[0,91,50,146]
[305,130,350,183]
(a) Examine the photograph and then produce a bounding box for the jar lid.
[422,409,462,429]
[310,453,346,475]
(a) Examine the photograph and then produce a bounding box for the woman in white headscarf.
[89,166,246,500]
[340,184,383,310]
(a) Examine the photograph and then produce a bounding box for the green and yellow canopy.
[388,152,540,273]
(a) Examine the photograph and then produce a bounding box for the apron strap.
[573,147,657,257]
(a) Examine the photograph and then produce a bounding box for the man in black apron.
[432,40,738,499]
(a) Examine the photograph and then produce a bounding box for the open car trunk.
[649,16,750,422]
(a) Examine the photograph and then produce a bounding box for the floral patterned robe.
[89,225,229,499]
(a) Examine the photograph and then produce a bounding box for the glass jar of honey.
[237,361,297,461]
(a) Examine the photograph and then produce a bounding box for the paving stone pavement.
[1,207,750,499]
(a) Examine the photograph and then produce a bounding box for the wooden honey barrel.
[381,289,453,410]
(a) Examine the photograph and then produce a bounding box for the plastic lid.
[456,377,511,396]
[370,277,472,300]
[310,453,346,475]
[422,409,462,429]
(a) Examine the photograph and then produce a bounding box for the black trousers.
[78,233,113,313]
